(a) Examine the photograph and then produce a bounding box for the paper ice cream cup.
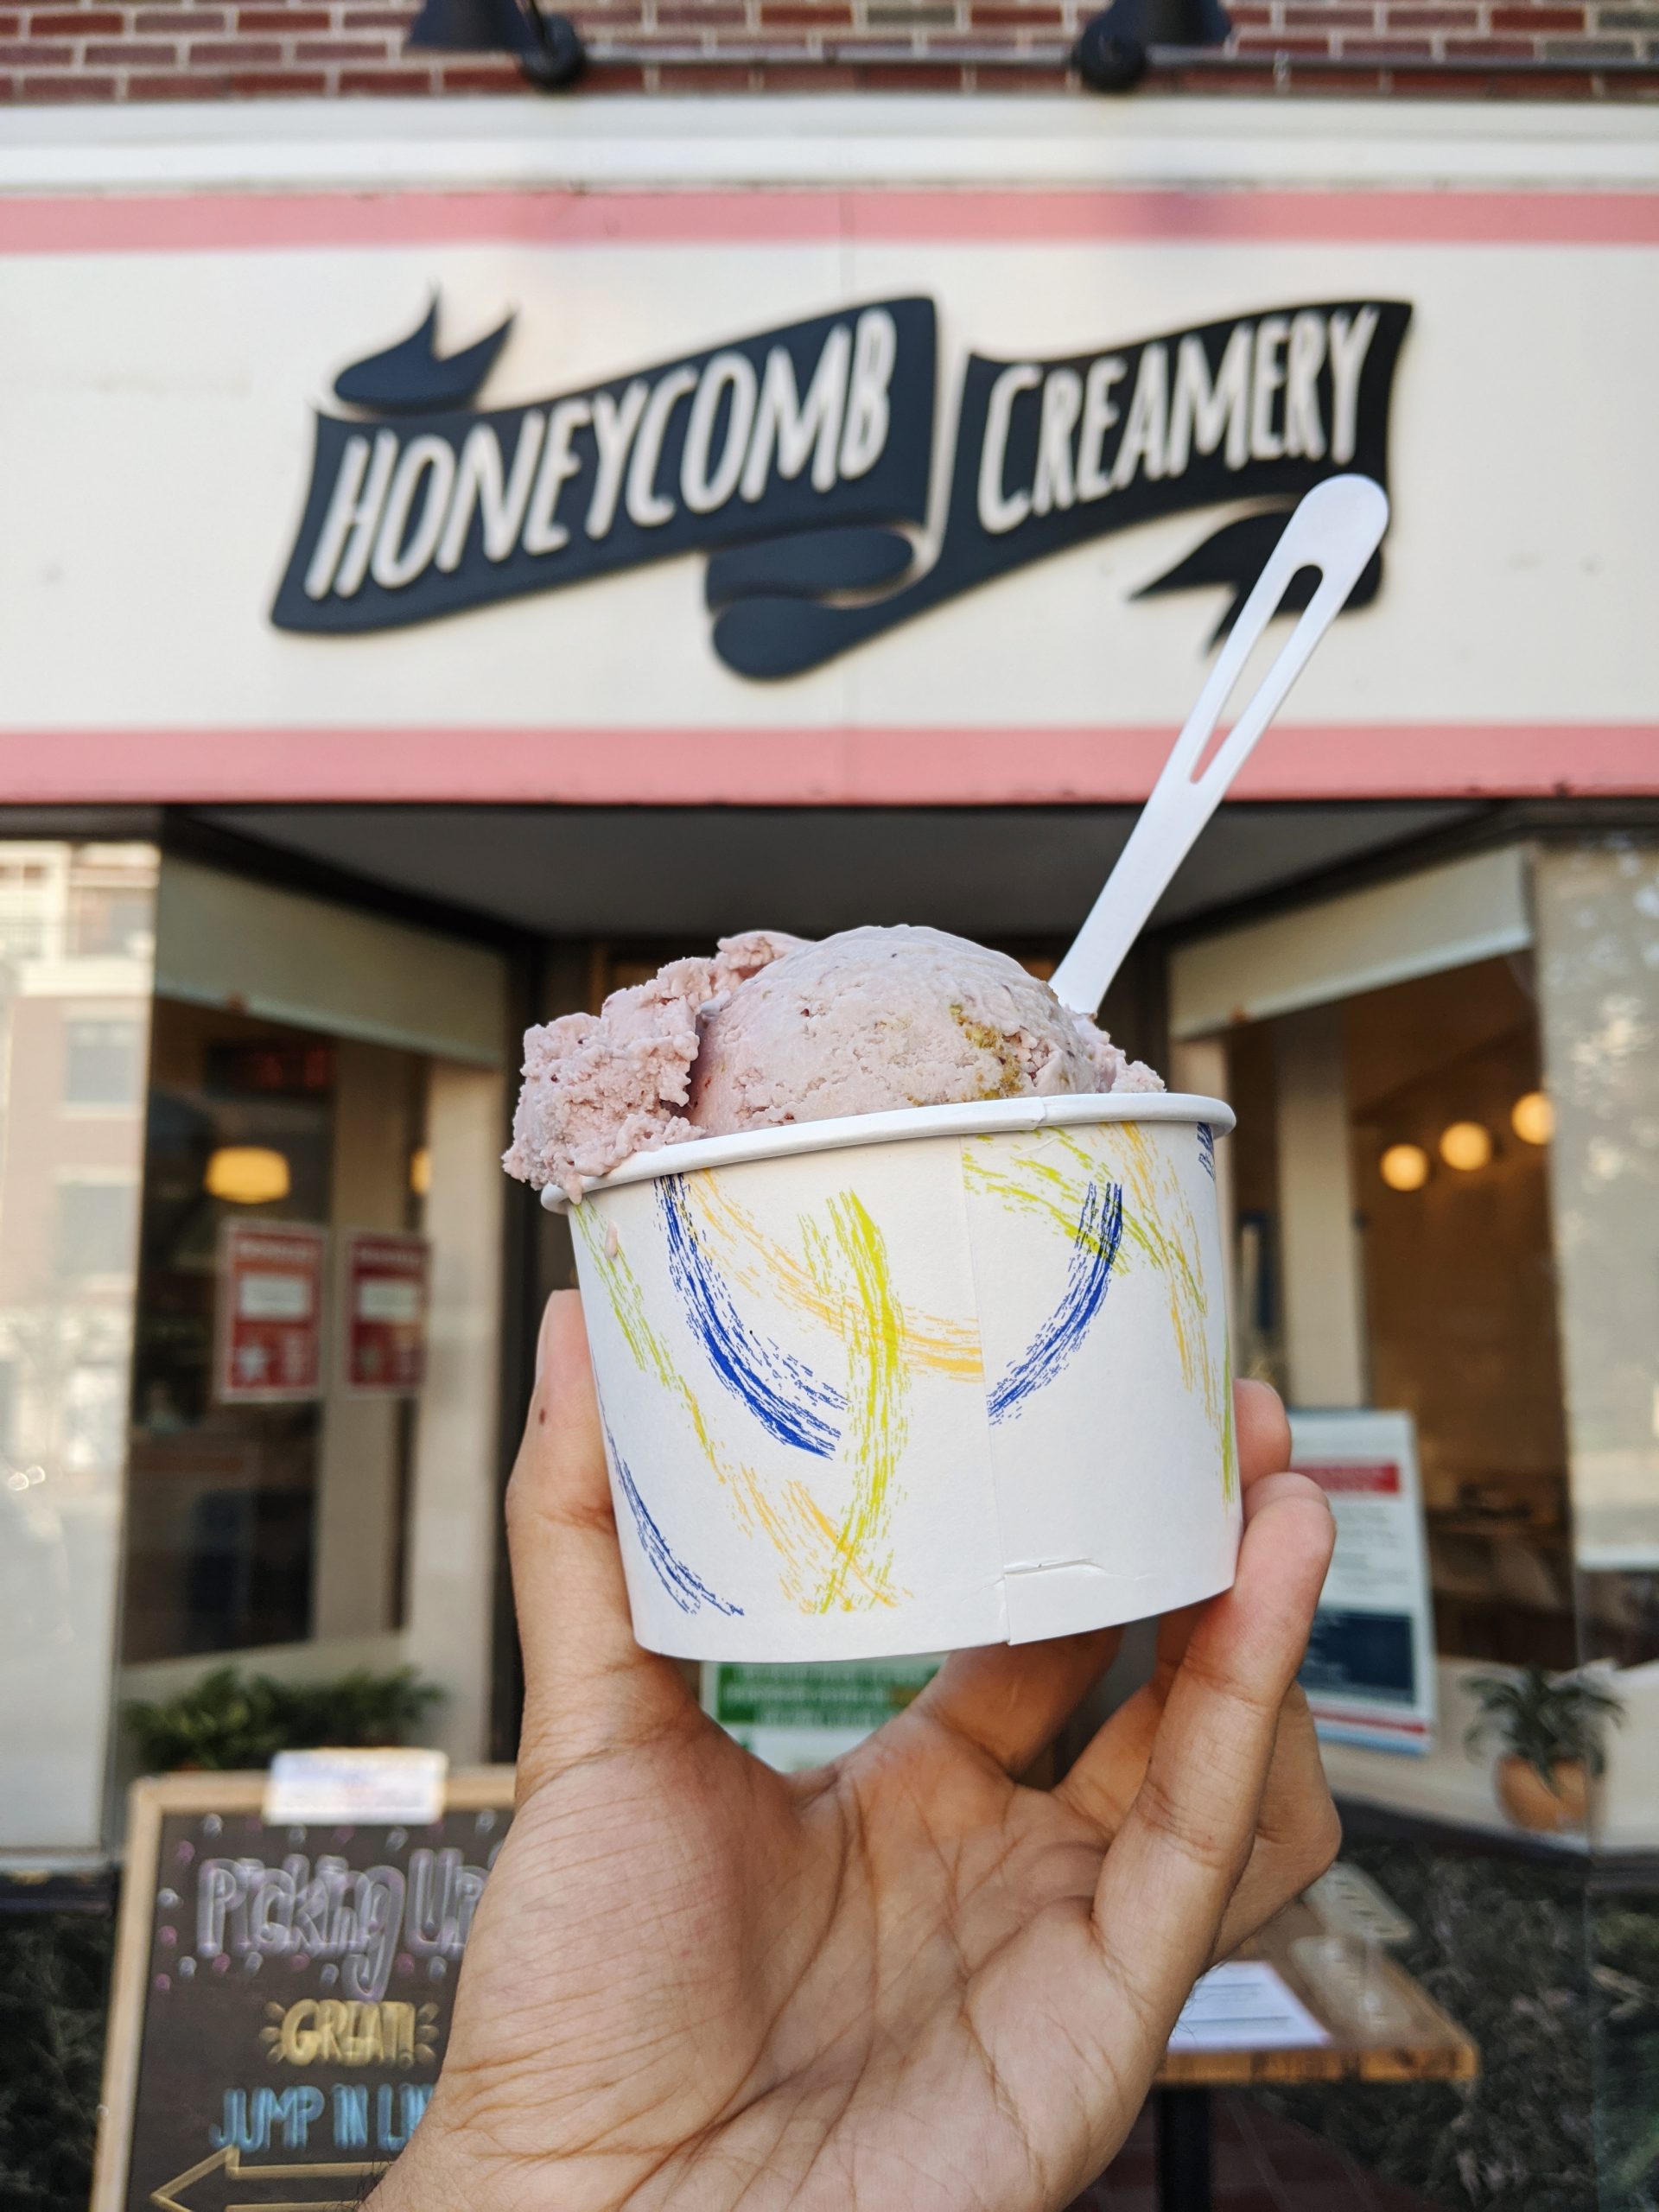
[544,1094,1240,1662]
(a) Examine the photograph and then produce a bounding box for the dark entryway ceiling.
[200,801,1483,944]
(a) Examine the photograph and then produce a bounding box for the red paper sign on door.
[344,1230,430,1394]
[216,1221,327,1403]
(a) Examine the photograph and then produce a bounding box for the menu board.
[92,1772,514,2212]
[1291,1409,1437,1756]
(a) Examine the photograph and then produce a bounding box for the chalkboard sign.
[92,1770,515,2212]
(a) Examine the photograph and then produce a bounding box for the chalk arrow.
[149,2145,381,2212]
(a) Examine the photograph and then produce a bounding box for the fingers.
[912,1628,1123,1777]
[1235,1374,1293,1498]
[507,1293,696,1792]
[1083,1455,1335,2051]
[1211,1687,1341,1961]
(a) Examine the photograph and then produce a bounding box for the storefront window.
[1222,950,1573,1669]
[121,1001,429,1663]
[0,841,158,1854]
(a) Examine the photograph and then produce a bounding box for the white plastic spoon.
[1049,474,1390,1018]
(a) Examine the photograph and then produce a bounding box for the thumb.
[507,1293,695,1794]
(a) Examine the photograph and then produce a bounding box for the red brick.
[336,58,433,79]
[29,7,124,29]
[652,57,752,82]
[753,56,856,79]
[17,61,116,83]
[1491,3,1582,22]
[563,54,644,81]
[1477,57,1592,77]
[1223,4,1271,18]
[1282,3,1375,20]
[0,14,18,31]
[970,3,1065,21]
[0,35,68,54]
[134,7,227,26]
[1443,29,1531,44]
[1338,32,1433,46]
[126,60,228,79]
[295,32,394,51]
[1377,55,1479,77]
[432,54,522,82]
[339,5,414,19]
[758,1,852,18]
[1376,4,1478,19]
[973,57,1069,80]
[855,56,968,78]
[238,4,333,23]
[1235,28,1338,42]
[86,35,181,54]
[652,2,748,19]
[188,31,280,51]
[1279,56,1387,79]
[229,59,323,79]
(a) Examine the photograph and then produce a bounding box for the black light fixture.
[406,0,585,88]
[1074,0,1230,90]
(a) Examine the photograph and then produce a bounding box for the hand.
[376,1294,1338,2212]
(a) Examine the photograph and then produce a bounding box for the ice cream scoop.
[503,925,1157,1200]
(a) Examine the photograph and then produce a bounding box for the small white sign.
[1168,1961,1332,2054]
[237,1271,314,1320]
[263,1747,448,1827]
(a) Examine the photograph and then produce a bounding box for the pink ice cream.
[504,924,1160,1199]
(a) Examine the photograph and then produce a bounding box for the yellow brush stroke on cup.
[800,1192,909,1612]
[688,1176,982,1381]
[571,1200,902,1610]
[963,1124,1228,1449]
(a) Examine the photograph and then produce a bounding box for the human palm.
[378,1294,1337,2212]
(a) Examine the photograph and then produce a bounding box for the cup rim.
[541,1090,1235,1211]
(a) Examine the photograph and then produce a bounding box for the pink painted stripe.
[0,724,1651,804]
[1,187,1656,257]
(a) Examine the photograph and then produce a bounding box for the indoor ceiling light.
[1438,1121,1493,1173]
[1511,1090,1554,1146]
[1379,1142,1430,1192]
[204,1146,291,1205]
[410,1146,432,1198]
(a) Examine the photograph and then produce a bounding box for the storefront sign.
[215,1222,327,1405]
[3,176,1653,800]
[1292,1409,1437,1757]
[274,294,1408,679]
[92,1772,512,2212]
[342,1230,430,1395]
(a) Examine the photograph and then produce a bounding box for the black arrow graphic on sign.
[149,2145,382,2212]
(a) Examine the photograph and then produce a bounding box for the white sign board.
[0,176,1654,804]
[1292,1408,1437,1756]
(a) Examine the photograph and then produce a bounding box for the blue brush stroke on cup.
[658,1179,845,1457]
[1198,1123,1216,1180]
[607,1423,741,1617]
[987,1179,1126,1426]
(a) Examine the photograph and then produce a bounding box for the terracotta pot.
[1496,1754,1587,1834]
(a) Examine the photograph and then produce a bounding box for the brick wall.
[2,0,1654,101]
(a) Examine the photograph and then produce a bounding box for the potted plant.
[1465,1666,1622,1834]
[124,1663,442,1772]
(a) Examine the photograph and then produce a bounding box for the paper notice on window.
[264,1747,448,1826]
[1167,1961,1331,2053]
